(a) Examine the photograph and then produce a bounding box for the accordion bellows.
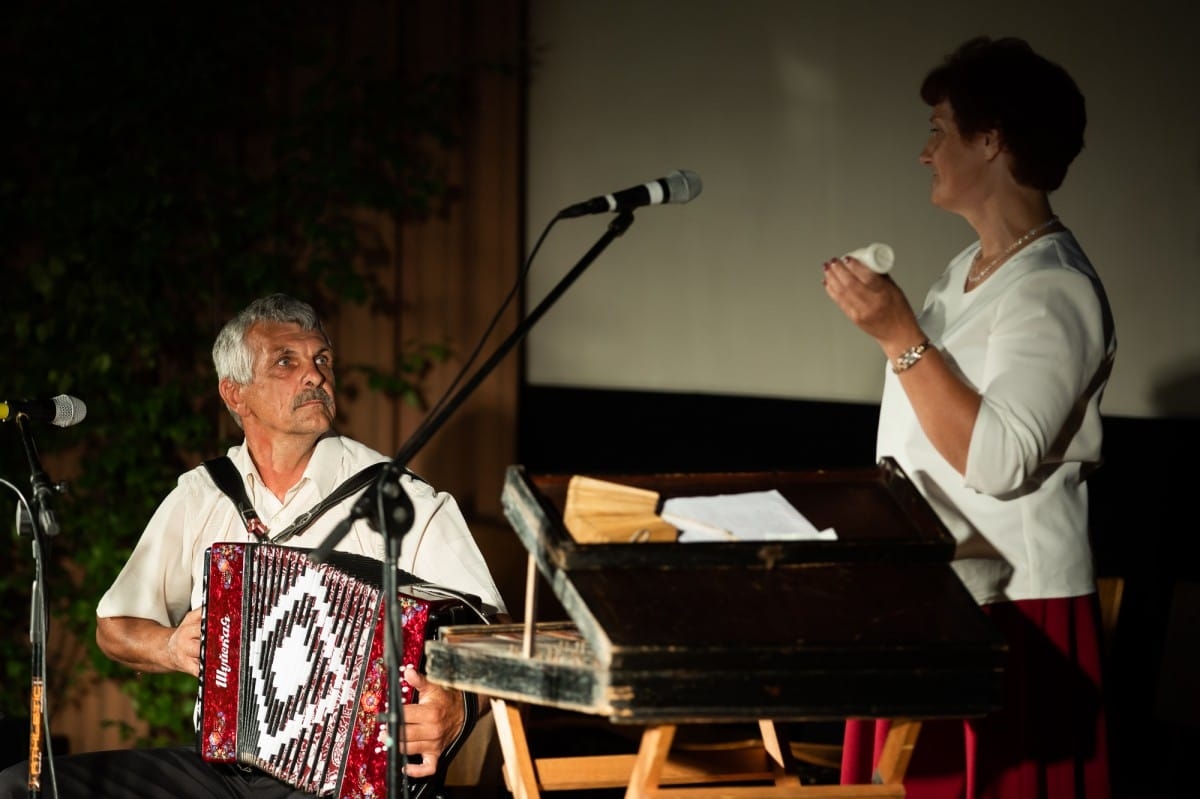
[198,543,473,798]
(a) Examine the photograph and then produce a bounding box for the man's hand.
[397,665,470,779]
[95,609,204,677]
[166,608,204,676]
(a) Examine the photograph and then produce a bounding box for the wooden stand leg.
[873,719,921,786]
[489,707,920,799]
[758,720,801,786]
[625,724,677,799]
[491,698,541,799]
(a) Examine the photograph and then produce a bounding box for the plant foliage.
[1,0,463,745]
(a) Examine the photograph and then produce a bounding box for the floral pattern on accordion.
[198,543,244,765]
[342,597,431,799]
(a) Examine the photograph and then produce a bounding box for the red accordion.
[197,542,477,798]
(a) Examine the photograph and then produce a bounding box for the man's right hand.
[96,608,204,677]
[166,608,204,677]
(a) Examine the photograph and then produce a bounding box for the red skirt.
[840,594,1110,798]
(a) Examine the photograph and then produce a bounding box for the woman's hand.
[823,253,980,474]
[822,255,924,354]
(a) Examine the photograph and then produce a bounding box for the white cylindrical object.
[843,242,895,274]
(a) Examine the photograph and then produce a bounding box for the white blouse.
[876,231,1116,604]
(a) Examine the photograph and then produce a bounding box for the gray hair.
[212,293,331,386]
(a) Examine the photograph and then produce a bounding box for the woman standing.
[824,37,1115,798]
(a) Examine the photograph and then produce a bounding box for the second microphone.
[558,170,703,218]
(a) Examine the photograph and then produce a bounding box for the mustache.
[293,387,334,411]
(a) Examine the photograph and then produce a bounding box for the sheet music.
[661,489,837,542]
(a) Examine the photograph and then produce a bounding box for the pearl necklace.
[966,216,1060,287]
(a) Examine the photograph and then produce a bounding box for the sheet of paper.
[661,489,837,542]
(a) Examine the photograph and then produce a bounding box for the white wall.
[524,0,1200,419]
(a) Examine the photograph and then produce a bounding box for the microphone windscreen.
[665,170,703,203]
[52,395,87,427]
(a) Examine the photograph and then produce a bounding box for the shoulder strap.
[203,457,395,545]
[202,456,269,540]
[268,462,388,544]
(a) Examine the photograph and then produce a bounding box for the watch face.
[893,341,928,373]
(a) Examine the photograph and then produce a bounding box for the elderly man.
[3,293,506,799]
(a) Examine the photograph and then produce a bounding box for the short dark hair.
[920,36,1086,191]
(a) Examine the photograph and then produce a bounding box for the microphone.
[558,169,703,218]
[0,395,88,427]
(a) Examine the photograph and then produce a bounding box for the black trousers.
[0,747,315,799]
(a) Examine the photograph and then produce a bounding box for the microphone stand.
[312,209,637,799]
[14,414,65,799]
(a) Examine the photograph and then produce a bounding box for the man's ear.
[218,378,244,417]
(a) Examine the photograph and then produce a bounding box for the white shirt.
[876,231,1116,604]
[97,434,506,623]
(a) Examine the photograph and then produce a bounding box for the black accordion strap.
[201,456,389,544]
[268,462,386,544]
[202,456,268,540]
[445,688,481,769]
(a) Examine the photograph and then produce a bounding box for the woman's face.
[919,100,993,214]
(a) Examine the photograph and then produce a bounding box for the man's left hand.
[397,665,468,778]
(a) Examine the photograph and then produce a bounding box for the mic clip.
[31,478,68,538]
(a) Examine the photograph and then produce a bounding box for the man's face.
[231,320,336,438]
